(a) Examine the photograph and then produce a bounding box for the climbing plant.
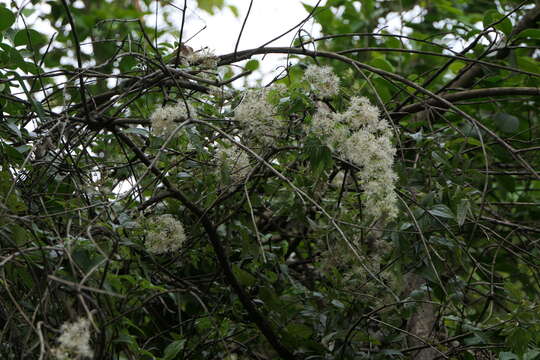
[1,0,540,359]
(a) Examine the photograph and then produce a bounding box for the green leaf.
[228,5,239,17]
[494,113,519,133]
[0,170,27,212]
[0,43,26,70]
[304,4,333,26]
[285,323,313,339]
[304,137,334,175]
[245,59,259,71]
[11,224,31,245]
[370,57,394,72]
[483,10,512,36]
[499,352,519,360]
[456,199,470,227]
[21,61,41,74]
[232,265,256,287]
[516,29,540,40]
[122,127,149,137]
[331,299,345,309]
[163,339,186,360]
[14,29,48,49]
[434,1,463,16]
[429,236,455,249]
[119,55,137,72]
[259,286,278,306]
[196,0,224,14]
[518,56,540,73]
[428,204,455,219]
[372,76,392,102]
[524,350,540,360]
[381,349,404,357]
[361,0,375,17]
[113,331,137,345]
[507,327,531,356]
[0,7,15,32]
[5,121,21,138]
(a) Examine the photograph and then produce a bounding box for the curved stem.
[115,131,297,360]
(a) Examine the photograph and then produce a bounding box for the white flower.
[209,86,233,101]
[215,143,252,183]
[341,96,384,132]
[145,214,187,254]
[339,99,398,220]
[186,48,218,69]
[303,64,340,98]
[308,104,347,151]
[50,317,93,359]
[234,88,283,145]
[307,97,398,221]
[331,171,346,188]
[310,106,335,136]
[150,102,194,137]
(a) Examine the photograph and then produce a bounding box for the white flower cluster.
[310,105,348,151]
[149,102,194,137]
[311,97,398,221]
[233,88,282,146]
[216,143,252,183]
[50,317,93,360]
[303,64,340,98]
[145,214,187,254]
[186,48,218,69]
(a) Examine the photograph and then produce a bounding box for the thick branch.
[394,87,540,119]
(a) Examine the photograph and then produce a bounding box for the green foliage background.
[0,0,539,359]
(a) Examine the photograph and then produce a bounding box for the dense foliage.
[1,0,539,359]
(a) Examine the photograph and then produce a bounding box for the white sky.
[5,0,324,82]
[183,0,323,53]
[169,0,324,82]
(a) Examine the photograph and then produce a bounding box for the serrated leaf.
[428,204,455,219]
[0,7,15,32]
